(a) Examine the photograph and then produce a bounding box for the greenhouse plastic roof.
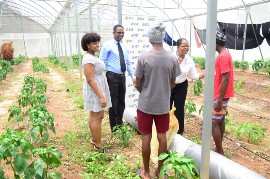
[0,0,270,33]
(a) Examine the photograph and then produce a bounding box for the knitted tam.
[148,23,166,43]
[216,28,226,46]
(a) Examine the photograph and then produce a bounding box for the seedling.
[237,123,265,144]
[189,135,201,144]
[185,101,196,115]
[234,79,244,94]
[193,80,203,95]
[158,151,200,179]
[112,124,133,148]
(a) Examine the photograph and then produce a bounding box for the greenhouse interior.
[0,0,270,178]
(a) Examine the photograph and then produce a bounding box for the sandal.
[90,139,96,145]
[93,144,108,153]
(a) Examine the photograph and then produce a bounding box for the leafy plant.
[234,79,244,94]
[185,101,196,115]
[188,135,201,144]
[0,129,35,179]
[29,104,55,145]
[158,151,200,179]
[32,146,62,179]
[262,59,270,76]
[193,80,203,95]
[233,60,241,69]
[236,123,265,143]
[240,61,249,71]
[252,60,264,72]
[112,124,133,148]
[8,105,24,122]
[82,152,138,179]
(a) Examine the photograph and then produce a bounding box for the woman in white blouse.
[170,38,204,135]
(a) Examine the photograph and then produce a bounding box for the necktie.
[117,42,126,73]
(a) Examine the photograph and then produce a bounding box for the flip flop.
[93,144,108,153]
[90,139,96,145]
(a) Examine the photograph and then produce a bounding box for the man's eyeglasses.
[115,32,125,35]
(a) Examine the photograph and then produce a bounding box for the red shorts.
[137,109,169,134]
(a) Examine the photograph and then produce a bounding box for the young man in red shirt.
[212,28,234,155]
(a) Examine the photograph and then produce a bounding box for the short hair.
[176,38,188,47]
[113,24,124,32]
[81,32,101,51]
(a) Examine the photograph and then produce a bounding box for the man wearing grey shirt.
[135,23,181,179]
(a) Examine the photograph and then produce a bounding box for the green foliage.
[29,104,55,145]
[239,61,249,71]
[233,60,241,69]
[32,57,49,73]
[8,105,24,122]
[0,129,34,178]
[13,55,26,65]
[252,60,264,72]
[263,59,270,75]
[82,152,139,179]
[193,80,203,95]
[192,56,205,69]
[234,79,244,94]
[188,135,201,144]
[32,146,62,179]
[158,151,200,179]
[48,55,68,70]
[0,59,14,81]
[112,124,133,148]
[185,101,197,115]
[71,53,83,66]
[237,123,265,143]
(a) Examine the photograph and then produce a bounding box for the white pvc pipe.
[123,108,266,179]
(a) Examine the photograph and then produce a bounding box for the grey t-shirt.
[135,49,181,114]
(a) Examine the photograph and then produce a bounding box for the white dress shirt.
[175,54,200,84]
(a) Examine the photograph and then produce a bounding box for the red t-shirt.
[214,50,234,99]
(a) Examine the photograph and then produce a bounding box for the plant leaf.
[34,158,45,177]
[14,154,28,175]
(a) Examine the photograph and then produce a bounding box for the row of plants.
[184,100,266,144]
[48,55,68,70]
[32,57,49,74]
[0,55,26,82]
[0,75,62,178]
[193,56,270,76]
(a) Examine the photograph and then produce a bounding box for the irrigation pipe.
[124,108,266,179]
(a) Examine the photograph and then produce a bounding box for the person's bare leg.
[156,133,167,178]
[212,122,224,155]
[89,111,104,148]
[219,119,225,142]
[141,133,152,179]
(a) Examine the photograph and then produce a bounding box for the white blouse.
[175,54,200,84]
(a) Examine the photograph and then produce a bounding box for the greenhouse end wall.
[0,33,51,58]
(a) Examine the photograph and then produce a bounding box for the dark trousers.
[170,79,188,134]
[106,72,126,132]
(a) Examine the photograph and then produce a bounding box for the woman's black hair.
[81,32,101,51]
[176,38,188,47]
